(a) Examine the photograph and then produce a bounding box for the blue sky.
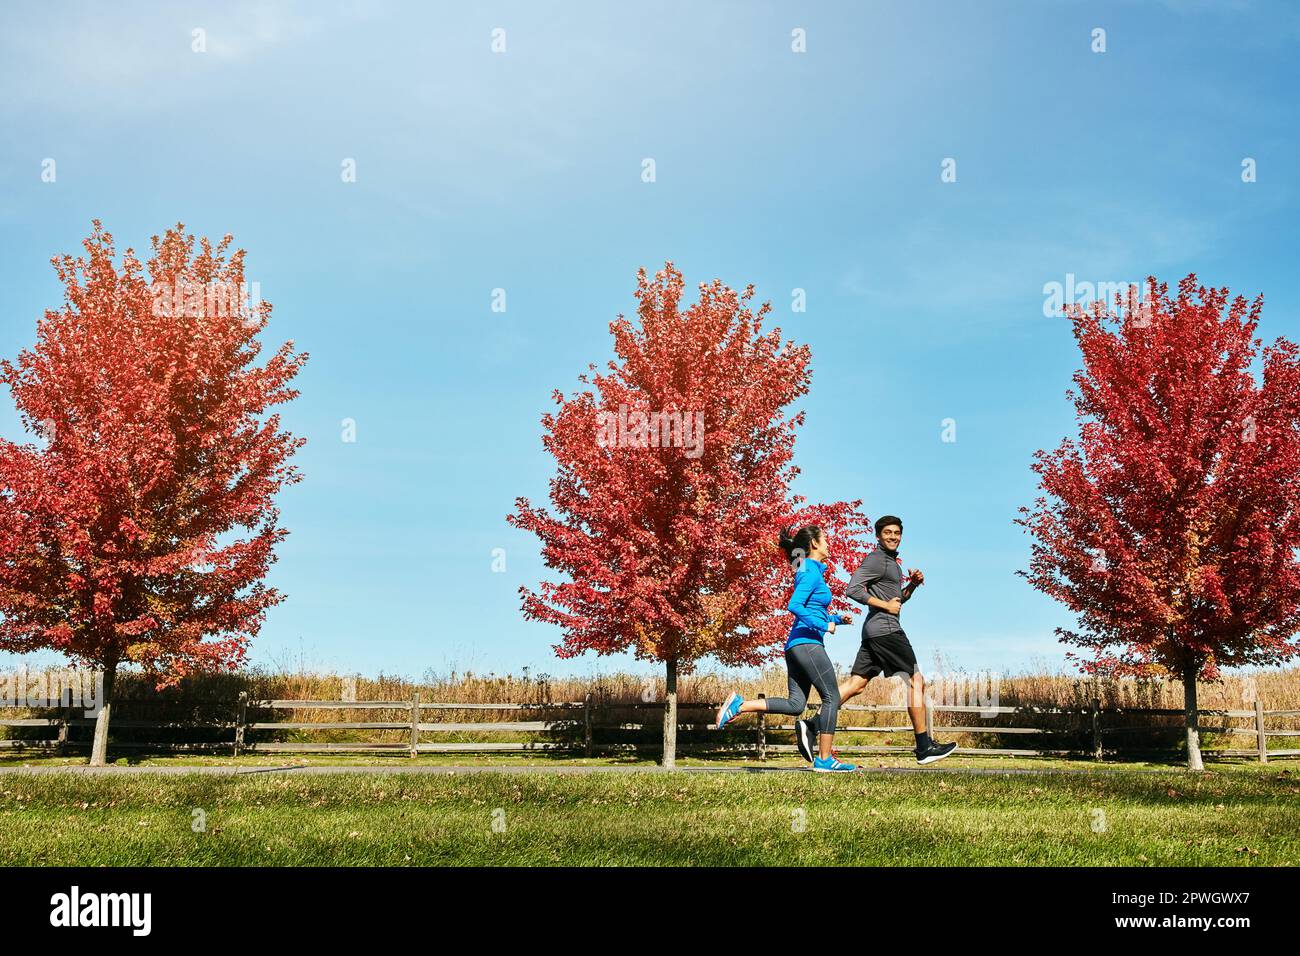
[1,0,1297,681]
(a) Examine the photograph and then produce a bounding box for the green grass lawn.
[0,750,1198,770]
[0,761,1296,866]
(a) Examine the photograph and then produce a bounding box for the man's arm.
[844,553,881,606]
[900,568,925,603]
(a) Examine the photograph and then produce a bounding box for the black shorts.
[851,629,918,679]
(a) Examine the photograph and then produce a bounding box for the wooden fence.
[3,692,1299,762]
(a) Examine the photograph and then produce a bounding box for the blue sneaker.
[715,691,743,730]
[812,754,857,773]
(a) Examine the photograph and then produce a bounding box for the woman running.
[715,523,856,772]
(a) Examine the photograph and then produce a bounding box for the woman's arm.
[786,570,831,634]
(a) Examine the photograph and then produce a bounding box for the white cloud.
[0,1,376,110]
[835,191,1221,335]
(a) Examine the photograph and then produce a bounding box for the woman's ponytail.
[777,523,823,562]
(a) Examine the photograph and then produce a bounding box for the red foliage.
[1019,275,1300,681]
[509,263,872,669]
[0,222,307,686]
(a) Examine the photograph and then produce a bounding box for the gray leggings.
[763,642,840,735]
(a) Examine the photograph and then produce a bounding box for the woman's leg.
[740,649,811,717]
[791,643,842,759]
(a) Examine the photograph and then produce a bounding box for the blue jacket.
[784,558,848,650]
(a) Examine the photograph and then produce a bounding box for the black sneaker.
[916,740,957,765]
[794,718,816,763]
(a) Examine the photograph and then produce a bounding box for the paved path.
[0,763,1175,777]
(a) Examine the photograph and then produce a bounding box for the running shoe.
[794,718,816,763]
[812,754,857,773]
[915,740,957,765]
[715,691,743,730]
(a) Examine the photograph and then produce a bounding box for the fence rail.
[3,691,1298,762]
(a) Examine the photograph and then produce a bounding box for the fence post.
[409,691,420,758]
[583,692,593,758]
[57,694,70,757]
[1255,698,1267,764]
[756,693,766,761]
[1091,697,1102,761]
[234,691,247,758]
[924,698,934,738]
[600,687,609,755]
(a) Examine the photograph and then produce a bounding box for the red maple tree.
[1019,275,1300,768]
[0,222,307,765]
[509,263,871,766]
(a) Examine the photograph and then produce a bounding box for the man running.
[796,515,956,765]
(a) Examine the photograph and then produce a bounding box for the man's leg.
[837,638,879,720]
[902,666,956,764]
[875,630,954,764]
[906,670,927,733]
[837,673,869,707]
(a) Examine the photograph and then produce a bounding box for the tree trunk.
[1183,669,1204,772]
[661,657,678,769]
[88,659,117,768]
